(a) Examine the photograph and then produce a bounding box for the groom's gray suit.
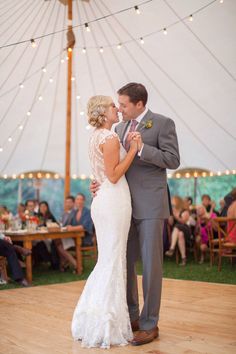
[115,109,180,330]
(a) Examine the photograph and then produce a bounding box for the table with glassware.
[4,229,85,283]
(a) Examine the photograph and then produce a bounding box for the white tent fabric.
[0,0,235,177]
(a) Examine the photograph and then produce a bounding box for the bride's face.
[105,102,119,124]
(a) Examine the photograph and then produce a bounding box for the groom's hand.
[130,132,143,152]
[90,180,100,197]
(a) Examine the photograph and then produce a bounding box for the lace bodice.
[89,128,121,184]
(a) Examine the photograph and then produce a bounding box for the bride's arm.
[101,136,137,184]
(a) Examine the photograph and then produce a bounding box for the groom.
[115,83,180,346]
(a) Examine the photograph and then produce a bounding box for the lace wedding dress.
[71,128,133,349]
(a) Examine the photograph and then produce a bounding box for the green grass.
[1,256,235,291]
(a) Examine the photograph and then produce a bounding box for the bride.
[71,95,140,348]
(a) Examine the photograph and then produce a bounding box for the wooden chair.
[209,217,236,271]
[81,233,97,263]
[0,256,8,283]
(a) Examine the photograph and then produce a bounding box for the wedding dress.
[71,128,133,349]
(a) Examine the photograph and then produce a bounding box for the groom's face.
[118,95,143,121]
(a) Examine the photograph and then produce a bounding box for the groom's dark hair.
[117,82,148,106]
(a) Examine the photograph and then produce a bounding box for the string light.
[134,5,141,15]
[117,43,122,49]
[80,174,86,180]
[82,47,86,54]
[42,67,47,73]
[189,14,193,22]
[27,111,31,116]
[18,125,24,130]
[30,39,36,48]
[99,47,104,53]
[8,137,12,142]
[140,37,144,44]
[38,95,43,101]
[19,83,24,89]
[163,28,167,35]
[85,23,90,32]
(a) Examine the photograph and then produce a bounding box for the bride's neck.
[101,121,112,130]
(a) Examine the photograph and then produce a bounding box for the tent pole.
[64,0,73,200]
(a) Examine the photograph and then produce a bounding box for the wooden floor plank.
[0,277,236,354]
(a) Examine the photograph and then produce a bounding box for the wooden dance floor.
[0,277,236,354]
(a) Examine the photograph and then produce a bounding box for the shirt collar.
[134,107,148,124]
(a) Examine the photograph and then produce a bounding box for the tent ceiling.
[0,0,235,177]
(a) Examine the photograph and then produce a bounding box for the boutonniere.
[142,119,153,129]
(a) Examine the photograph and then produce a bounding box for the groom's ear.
[136,100,144,109]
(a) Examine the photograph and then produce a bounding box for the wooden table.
[4,230,84,283]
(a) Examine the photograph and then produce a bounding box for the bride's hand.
[129,135,139,152]
[130,132,142,152]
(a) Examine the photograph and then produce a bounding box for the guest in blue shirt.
[66,193,94,246]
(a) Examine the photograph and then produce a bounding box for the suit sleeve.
[140,118,180,169]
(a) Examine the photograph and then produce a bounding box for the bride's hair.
[87,95,113,128]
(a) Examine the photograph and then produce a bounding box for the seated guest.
[38,201,58,227]
[54,196,77,271]
[0,233,29,286]
[67,193,93,246]
[61,195,76,226]
[225,188,236,243]
[195,205,217,264]
[165,196,191,266]
[31,201,57,266]
[15,203,26,221]
[56,194,93,272]
[201,194,219,216]
[25,199,38,216]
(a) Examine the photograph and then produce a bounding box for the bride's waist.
[96,176,129,193]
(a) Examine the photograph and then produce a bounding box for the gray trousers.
[127,218,164,330]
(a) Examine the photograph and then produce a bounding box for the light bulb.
[163,28,167,35]
[30,39,36,48]
[27,111,31,116]
[99,47,104,53]
[82,47,86,53]
[140,37,144,44]
[134,6,141,15]
[85,23,90,32]
[117,43,122,49]
[189,14,193,22]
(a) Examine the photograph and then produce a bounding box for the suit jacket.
[115,109,180,219]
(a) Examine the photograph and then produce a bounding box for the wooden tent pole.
[64,0,73,200]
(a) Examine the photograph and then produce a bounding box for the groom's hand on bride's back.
[90,180,100,197]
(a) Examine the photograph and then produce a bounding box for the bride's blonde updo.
[87,95,113,128]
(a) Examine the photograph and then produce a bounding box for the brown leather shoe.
[131,327,159,346]
[131,319,139,332]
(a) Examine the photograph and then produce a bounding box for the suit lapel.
[120,121,131,145]
[137,109,152,133]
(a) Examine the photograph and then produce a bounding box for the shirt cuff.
[138,143,144,157]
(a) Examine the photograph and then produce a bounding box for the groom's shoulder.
[150,110,174,125]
